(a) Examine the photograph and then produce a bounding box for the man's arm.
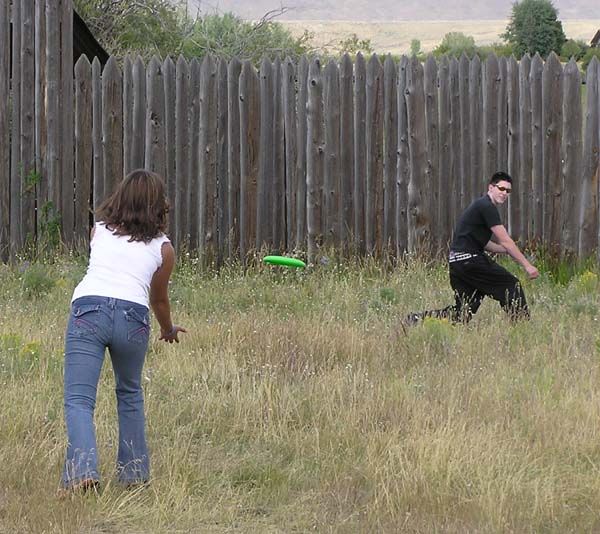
[490,224,539,279]
[484,240,507,254]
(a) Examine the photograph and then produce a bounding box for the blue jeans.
[62,296,151,488]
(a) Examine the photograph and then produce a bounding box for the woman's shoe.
[57,478,99,499]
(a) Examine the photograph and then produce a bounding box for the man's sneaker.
[404,312,423,326]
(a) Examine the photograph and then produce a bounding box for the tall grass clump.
[1,255,600,532]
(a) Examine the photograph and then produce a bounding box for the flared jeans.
[62,296,151,488]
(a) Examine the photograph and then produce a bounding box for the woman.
[61,169,186,493]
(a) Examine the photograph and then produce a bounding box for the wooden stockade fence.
[1,1,600,264]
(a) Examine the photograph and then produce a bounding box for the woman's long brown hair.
[96,169,169,242]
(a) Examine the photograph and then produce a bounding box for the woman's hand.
[159,325,187,343]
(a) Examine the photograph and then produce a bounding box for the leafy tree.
[336,33,374,56]
[74,0,190,59]
[433,32,477,58]
[502,0,566,58]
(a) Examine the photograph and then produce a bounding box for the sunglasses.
[494,184,512,193]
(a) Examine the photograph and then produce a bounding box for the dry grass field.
[2,254,600,532]
[281,19,600,55]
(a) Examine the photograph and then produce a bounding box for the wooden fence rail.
[1,1,600,264]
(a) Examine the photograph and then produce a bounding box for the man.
[406,171,539,324]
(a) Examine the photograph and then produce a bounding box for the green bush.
[560,39,587,61]
[21,264,55,299]
[434,32,477,58]
[336,33,374,56]
[477,42,515,58]
[582,48,600,72]
[182,12,312,63]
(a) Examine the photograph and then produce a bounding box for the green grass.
[1,255,600,532]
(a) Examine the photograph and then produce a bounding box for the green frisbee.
[263,255,306,268]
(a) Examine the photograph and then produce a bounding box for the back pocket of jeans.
[72,304,101,337]
[125,308,150,344]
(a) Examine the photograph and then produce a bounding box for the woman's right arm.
[149,241,186,343]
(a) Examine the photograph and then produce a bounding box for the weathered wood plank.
[365,54,384,254]
[306,58,324,263]
[216,57,229,262]
[530,53,544,241]
[560,59,581,258]
[282,57,297,250]
[353,53,366,254]
[518,55,532,243]
[145,57,166,182]
[199,54,217,259]
[507,56,520,238]
[91,57,103,210]
[21,0,36,244]
[11,0,22,250]
[396,56,409,255]
[406,57,429,253]
[102,57,123,199]
[227,57,242,259]
[483,54,499,186]
[578,57,599,258]
[35,0,48,239]
[74,56,93,244]
[497,56,508,175]
[257,57,273,249]
[187,58,201,250]
[239,60,260,263]
[272,56,285,252]
[122,56,133,176]
[61,0,74,243]
[339,53,354,247]
[438,57,451,245]
[0,0,10,258]
[450,57,461,226]
[542,52,563,247]
[383,55,398,252]
[424,55,439,249]
[468,55,482,202]
[175,55,189,250]
[295,56,308,250]
[163,56,176,237]
[458,54,471,207]
[131,56,146,170]
[366,54,384,255]
[324,59,341,247]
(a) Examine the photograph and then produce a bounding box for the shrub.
[434,32,477,58]
[582,48,600,72]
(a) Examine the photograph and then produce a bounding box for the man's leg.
[404,262,483,324]
[448,269,485,323]
[483,262,529,320]
[455,256,529,321]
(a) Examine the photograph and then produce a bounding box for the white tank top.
[72,222,170,308]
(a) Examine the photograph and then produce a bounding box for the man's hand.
[525,265,539,279]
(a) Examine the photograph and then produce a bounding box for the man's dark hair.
[489,171,512,185]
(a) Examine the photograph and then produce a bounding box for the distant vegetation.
[74,0,313,63]
[74,0,598,70]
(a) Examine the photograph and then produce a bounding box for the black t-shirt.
[450,194,502,253]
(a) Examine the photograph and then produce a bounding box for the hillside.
[278,19,600,55]
[189,0,598,21]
